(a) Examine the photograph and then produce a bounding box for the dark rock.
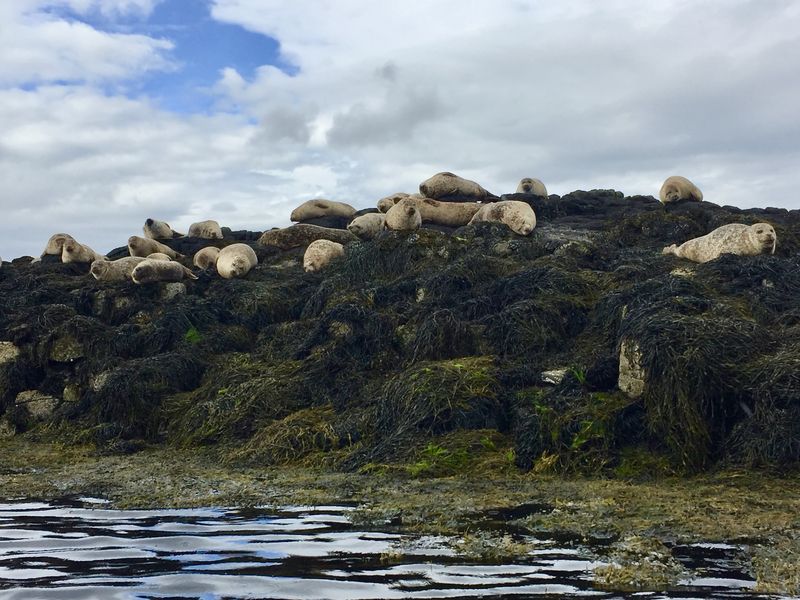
[296,216,351,230]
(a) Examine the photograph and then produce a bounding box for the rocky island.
[1,189,799,592]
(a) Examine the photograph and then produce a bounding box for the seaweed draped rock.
[1,190,799,474]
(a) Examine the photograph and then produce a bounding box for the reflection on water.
[0,499,760,599]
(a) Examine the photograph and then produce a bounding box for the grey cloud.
[327,89,445,147]
[375,62,398,82]
[256,107,312,143]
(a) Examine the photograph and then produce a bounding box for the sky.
[1,0,799,259]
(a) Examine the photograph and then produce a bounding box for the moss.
[451,531,533,560]
[183,326,202,344]
[594,535,688,591]
[228,405,342,465]
[515,389,644,474]
[752,536,800,595]
[613,447,675,480]
[165,355,324,446]
[404,430,515,478]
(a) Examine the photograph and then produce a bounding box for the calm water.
[0,498,768,599]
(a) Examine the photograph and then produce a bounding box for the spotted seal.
[187,220,223,239]
[419,172,496,202]
[131,259,198,284]
[516,178,547,196]
[216,244,258,279]
[143,218,183,239]
[662,223,777,263]
[303,240,345,273]
[468,200,537,235]
[89,257,146,282]
[290,199,356,222]
[385,198,422,231]
[659,176,703,203]
[127,236,182,260]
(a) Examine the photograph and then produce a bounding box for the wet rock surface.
[0,190,799,475]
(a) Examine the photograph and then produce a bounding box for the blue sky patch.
[43,0,296,114]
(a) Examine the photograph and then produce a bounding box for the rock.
[258,224,358,250]
[162,283,186,301]
[0,418,14,439]
[541,369,569,385]
[15,390,58,420]
[49,335,84,363]
[90,371,111,393]
[63,384,81,403]
[618,339,646,398]
[0,342,20,364]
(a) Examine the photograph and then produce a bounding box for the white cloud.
[207,0,800,206]
[2,0,800,260]
[53,0,161,18]
[0,0,173,86]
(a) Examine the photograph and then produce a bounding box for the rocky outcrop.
[1,190,799,473]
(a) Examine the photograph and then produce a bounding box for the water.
[0,499,766,599]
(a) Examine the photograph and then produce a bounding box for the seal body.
[216,244,258,279]
[659,176,703,203]
[187,220,223,239]
[41,233,75,258]
[290,199,356,222]
[662,222,777,263]
[131,259,198,284]
[127,236,182,259]
[377,192,412,213]
[258,224,358,250]
[303,239,345,273]
[90,257,146,282]
[516,178,548,196]
[385,198,422,231]
[419,172,495,202]
[62,240,106,264]
[146,253,172,261]
[347,213,386,240]
[414,197,480,227]
[468,201,537,235]
[143,218,182,239]
[193,246,221,269]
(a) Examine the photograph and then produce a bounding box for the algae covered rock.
[15,390,58,421]
[0,189,798,472]
[617,340,645,398]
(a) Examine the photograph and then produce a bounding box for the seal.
[419,172,496,202]
[131,259,198,284]
[62,239,107,264]
[303,239,345,273]
[377,194,479,226]
[290,199,356,222]
[258,224,358,250]
[146,253,172,261]
[662,222,777,263]
[193,246,221,269]
[516,178,548,196]
[347,213,386,240]
[187,220,223,239]
[127,236,182,260]
[377,192,412,213]
[468,200,537,235]
[216,243,258,279]
[143,218,183,239]
[41,233,77,258]
[659,176,703,203]
[89,257,146,282]
[385,198,422,231]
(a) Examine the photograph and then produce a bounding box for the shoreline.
[3,438,799,540]
[2,439,799,592]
